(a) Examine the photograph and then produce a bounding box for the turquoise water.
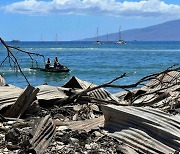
[0,41,179,93]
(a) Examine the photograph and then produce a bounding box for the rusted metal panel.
[31,115,56,154]
[101,105,180,153]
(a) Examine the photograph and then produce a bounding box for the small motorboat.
[30,56,70,73]
[41,65,70,73]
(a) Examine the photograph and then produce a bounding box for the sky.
[0,0,180,41]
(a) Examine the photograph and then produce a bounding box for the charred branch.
[55,73,126,105]
[0,37,45,85]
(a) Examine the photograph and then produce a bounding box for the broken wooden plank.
[30,115,56,154]
[101,105,180,153]
[4,85,39,118]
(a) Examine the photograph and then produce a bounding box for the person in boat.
[45,58,51,69]
[54,56,61,68]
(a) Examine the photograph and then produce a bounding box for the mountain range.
[82,19,180,41]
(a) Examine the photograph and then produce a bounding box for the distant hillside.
[82,19,180,41]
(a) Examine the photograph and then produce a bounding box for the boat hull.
[40,67,70,73]
[30,66,70,73]
[115,40,126,44]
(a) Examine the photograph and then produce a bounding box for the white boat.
[95,27,102,45]
[115,26,126,45]
[116,40,126,44]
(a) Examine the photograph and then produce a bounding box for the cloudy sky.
[0,0,180,41]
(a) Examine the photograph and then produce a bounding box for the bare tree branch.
[0,37,45,85]
[56,66,179,106]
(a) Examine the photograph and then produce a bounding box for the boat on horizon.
[55,33,60,43]
[11,40,20,43]
[115,26,126,45]
[95,27,102,45]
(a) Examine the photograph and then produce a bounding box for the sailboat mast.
[40,34,43,42]
[56,33,58,42]
[119,26,121,40]
[97,27,99,41]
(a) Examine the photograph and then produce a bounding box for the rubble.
[0,67,179,153]
[114,70,180,112]
[45,128,122,154]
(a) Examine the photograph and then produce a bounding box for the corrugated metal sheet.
[31,115,56,154]
[0,85,23,110]
[141,71,180,92]
[134,71,180,108]
[114,71,180,110]
[63,76,93,89]
[63,76,119,102]
[101,105,180,153]
[0,85,69,111]
[36,85,67,100]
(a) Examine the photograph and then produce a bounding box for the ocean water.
[0,41,179,93]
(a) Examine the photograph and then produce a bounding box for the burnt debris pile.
[0,66,180,153]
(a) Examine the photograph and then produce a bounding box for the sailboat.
[95,27,102,45]
[55,33,60,43]
[40,34,43,43]
[115,26,126,44]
